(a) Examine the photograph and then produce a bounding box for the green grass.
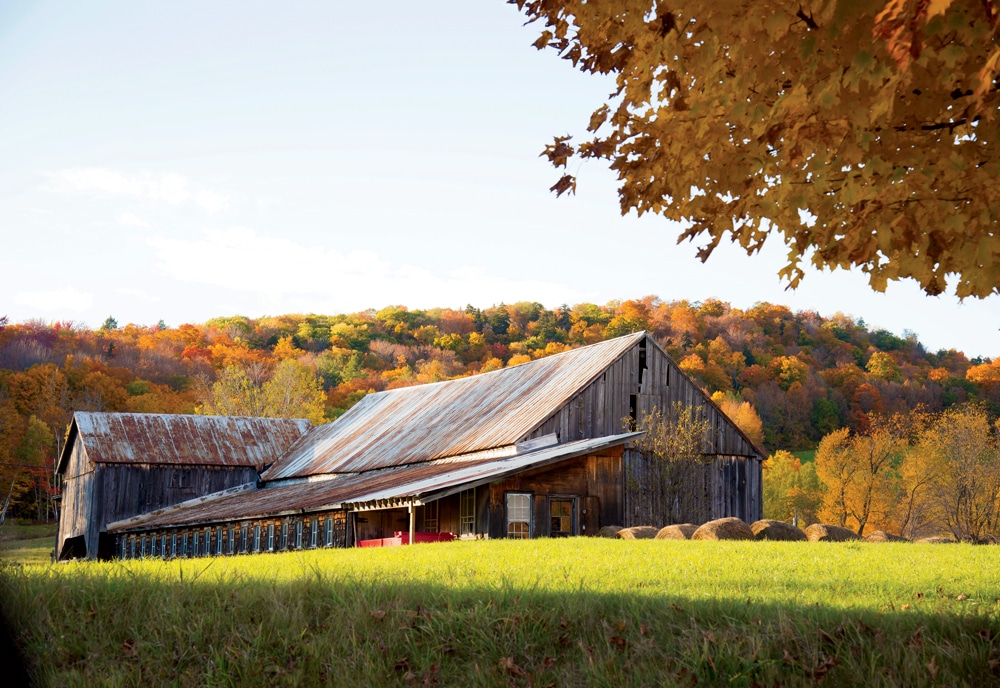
[2,539,999,686]
[0,522,55,566]
[792,449,816,463]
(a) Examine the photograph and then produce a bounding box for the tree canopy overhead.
[511,0,1000,298]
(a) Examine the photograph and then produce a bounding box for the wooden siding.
[59,457,258,560]
[56,436,93,559]
[487,449,624,538]
[524,335,760,458]
[622,449,762,526]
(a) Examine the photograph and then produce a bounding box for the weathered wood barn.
[55,413,313,560]
[103,332,764,559]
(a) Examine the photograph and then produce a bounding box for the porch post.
[408,500,416,546]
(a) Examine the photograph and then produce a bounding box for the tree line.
[765,404,1000,542]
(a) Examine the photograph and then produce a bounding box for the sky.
[1,1,997,358]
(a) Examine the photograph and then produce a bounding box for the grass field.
[791,450,817,463]
[2,538,999,686]
[0,522,56,567]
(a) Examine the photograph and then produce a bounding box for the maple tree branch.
[796,6,819,30]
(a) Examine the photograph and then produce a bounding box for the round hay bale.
[750,519,807,541]
[915,535,958,544]
[597,525,623,538]
[804,524,861,542]
[655,524,698,540]
[862,530,909,543]
[691,517,754,541]
[616,526,659,540]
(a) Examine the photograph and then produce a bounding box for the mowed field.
[1,536,999,687]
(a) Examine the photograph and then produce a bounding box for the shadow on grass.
[2,563,998,688]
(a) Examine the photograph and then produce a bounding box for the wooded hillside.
[1,298,995,521]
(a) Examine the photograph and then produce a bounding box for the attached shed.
[108,332,764,558]
[56,413,313,560]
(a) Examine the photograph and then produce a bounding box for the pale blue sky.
[1,1,996,357]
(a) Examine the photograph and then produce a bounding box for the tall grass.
[3,539,999,686]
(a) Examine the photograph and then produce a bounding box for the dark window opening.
[638,338,647,388]
[60,535,87,561]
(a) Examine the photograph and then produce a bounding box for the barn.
[55,413,313,560]
[103,331,764,559]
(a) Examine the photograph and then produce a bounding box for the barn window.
[128,536,137,559]
[505,493,532,539]
[423,501,439,532]
[253,525,262,552]
[241,524,250,554]
[324,517,333,547]
[309,518,318,549]
[171,532,178,558]
[193,530,200,557]
[295,519,303,549]
[460,488,476,536]
[226,526,235,555]
[267,524,275,551]
[215,527,224,556]
[181,532,189,557]
[548,497,576,537]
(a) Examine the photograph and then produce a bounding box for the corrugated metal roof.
[262,332,645,479]
[110,433,640,531]
[66,412,313,470]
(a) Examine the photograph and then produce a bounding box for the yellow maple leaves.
[513,0,1000,297]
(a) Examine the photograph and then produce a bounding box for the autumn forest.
[2,297,998,538]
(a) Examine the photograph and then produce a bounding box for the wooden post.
[408,500,416,546]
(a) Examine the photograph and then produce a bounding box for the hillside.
[0,298,996,520]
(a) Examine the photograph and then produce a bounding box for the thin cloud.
[118,212,151,229]
[14,287,94,312]
[147,227,583,311]
[50,168,230,213]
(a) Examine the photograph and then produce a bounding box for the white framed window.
[506,492,532,539]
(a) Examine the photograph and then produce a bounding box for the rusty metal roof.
[262,332,645,480]
[61,412,313,472]
[109,433,639,531]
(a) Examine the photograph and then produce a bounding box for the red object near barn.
[357,531,456,548]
